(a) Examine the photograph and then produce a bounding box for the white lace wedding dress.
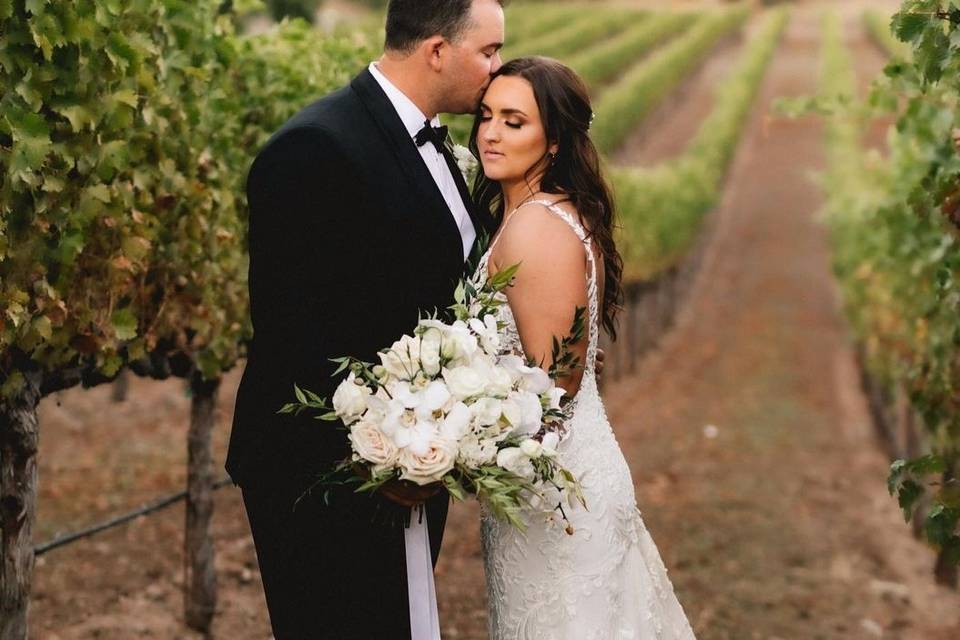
[475,200,697,640]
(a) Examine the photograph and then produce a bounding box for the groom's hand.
[379,479,442,508]
[595,347,606,377]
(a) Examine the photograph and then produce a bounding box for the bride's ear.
[423,36,446,73]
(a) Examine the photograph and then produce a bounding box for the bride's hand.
[595,347,605,377]
[378,478,442,508]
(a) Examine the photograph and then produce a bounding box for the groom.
[225,0,505,638]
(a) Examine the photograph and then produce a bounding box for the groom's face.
[442,0,505,114]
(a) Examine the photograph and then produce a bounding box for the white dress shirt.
[368,61,476,260]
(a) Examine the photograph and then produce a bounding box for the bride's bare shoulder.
[496,199,584,262]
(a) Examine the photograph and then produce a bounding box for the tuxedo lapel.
[350,69,463,252]
[441,141,497,238]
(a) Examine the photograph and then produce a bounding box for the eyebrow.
[479,103,528,117]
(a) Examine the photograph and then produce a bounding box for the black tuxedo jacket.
[225,68,495,638]
[227,68,494,491]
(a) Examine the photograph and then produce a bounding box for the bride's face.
[477,75,556,184]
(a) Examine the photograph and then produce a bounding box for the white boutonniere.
[451,144,479,184]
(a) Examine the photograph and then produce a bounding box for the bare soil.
[26,3,960,640]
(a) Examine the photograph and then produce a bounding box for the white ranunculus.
[331,372,371,425]
[399,439,456,485]
[443,364,488,400]
[496,446,535,480]
[379,334,422,380]
[348,421,399,473]
[440,401,472,441]
[440,321,479,366]
[471,397,503,426]
[419,327,443,376]
[457,434,498,467]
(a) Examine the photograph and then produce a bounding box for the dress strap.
[515,199,601,376]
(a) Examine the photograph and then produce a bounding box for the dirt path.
[599,5,960,638]
[26,3,960,640]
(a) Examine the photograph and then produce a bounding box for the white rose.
[471,397,503,426]
[443,365,488,400]
[331,373,370,425]
[472,356,513,396]
[496,446,535,480]
[348,421,399,473]
[399,439,456,485]
[379,334,421,380]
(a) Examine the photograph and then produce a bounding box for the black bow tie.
[414,120,449,152]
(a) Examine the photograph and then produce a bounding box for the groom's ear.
[423,35,447,72]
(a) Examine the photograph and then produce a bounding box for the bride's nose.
[482,120,501,143]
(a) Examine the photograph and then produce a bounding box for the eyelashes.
[479,116,523,129]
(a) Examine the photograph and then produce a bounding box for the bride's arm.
[490,203,590,396]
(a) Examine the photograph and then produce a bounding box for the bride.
[467,56,698,639]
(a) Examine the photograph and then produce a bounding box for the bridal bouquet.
[280,265,586,532]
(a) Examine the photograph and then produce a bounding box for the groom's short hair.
[385,0,503,53]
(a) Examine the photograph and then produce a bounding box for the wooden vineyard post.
[184,374,221,632]
[933,464,959,589]
[0,373,41,640]
[111,369,130,403]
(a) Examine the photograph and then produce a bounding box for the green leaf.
[925,505,960,545]
[111,307,138,340]
[906,454,947,476]
[86,183,112,204]
[57,105,97,131]
[897,479,924,522]
[892,12,929,43]
[25,0,47,15]
[916,27,950,83]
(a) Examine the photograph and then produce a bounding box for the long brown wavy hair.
[469,56,624,339]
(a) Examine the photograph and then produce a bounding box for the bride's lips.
[482,149,504,161]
